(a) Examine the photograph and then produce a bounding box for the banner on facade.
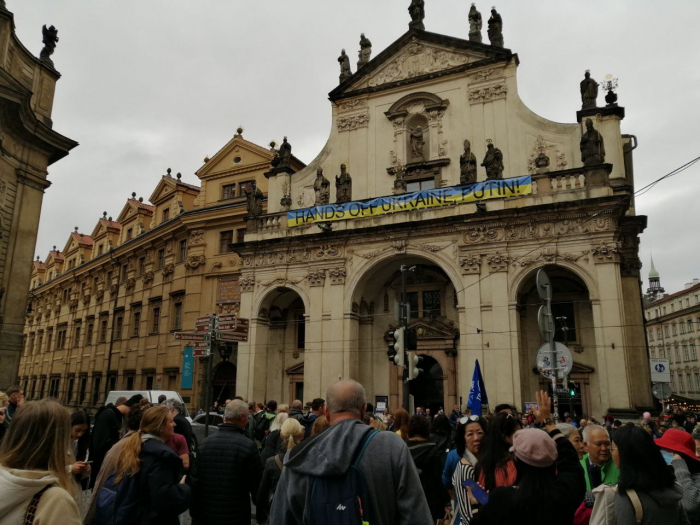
[181,346,194,390]
[287,175,532,228]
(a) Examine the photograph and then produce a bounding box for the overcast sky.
[9,1,700,294]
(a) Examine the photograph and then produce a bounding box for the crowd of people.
[0,383,699,525]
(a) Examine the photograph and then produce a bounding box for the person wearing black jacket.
[89,396,139,487]
[472,390,586,525]
[407,415,451,521]
[190,399,263,525]
[165,399,193,453]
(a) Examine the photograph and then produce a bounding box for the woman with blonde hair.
[256,418,305,523]
[0,399,81,524]
[260,412,289,464]
[104,405,190,524]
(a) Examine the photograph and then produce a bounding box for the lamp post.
[556,316,574,419]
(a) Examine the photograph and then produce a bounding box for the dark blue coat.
[191,424,263,525]
[137,438,191,525]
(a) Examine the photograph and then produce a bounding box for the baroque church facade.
[21,4,652,417]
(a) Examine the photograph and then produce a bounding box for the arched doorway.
[212,361,236,406]
[409,355,444,415]
[516,265,597,417]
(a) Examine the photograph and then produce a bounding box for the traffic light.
[407,351,423,380]
[406,328,418,351]
[568,381,577,397]
[387,327,405,366]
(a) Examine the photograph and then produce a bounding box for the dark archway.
[212,361,236,406]
[409,355,444,415]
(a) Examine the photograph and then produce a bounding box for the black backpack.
[254,412,271,442]
[95,471,143,524]
[306,429,379,525]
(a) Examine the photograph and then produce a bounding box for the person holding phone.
[68,411,91,512]
[472,390,586,525]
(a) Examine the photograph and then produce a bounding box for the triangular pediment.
[196,136,276,179]
[149,177,177,205]
[330,30,515,100]
[408,317,459,339]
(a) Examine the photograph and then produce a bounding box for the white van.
[104,390,191,419]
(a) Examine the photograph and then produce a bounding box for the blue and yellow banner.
[287,175,532,228]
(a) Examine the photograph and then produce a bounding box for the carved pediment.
[409,316,459,340]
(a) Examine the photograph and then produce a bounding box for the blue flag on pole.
[467,359,488,416]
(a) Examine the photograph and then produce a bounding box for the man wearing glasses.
[580,424,619,491]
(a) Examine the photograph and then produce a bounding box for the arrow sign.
[190,341,211,348]
[196,316,212,324]
[195,325,212,332]
[216,331,248,342]
[216,314,238,323]
[193,348,210,357]
[174,332,210,342]
[215,323,241,331]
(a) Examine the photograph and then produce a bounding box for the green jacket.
[580,453,620,491]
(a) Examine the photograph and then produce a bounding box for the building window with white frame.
[690,342,697,361]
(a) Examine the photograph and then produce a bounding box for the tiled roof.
[70,232,94,247]
[646,282,700,308]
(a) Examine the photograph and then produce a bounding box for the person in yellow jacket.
[0,399,81,525]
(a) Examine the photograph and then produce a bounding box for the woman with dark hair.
[590,424,685,524]
[450,415,486,524]
[68,411,91,511]
[407,415,450,521]
[430,413,454,462]
[655,429,700,523]
[393,408,410,440]
[473,412,520,492]
[472,391,586,525]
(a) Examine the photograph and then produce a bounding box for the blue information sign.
[181,346,194,390]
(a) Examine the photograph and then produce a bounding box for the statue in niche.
[313,168,331,206]
[481,141,504,179]
[460,139,478,184]
[409,126,426,160]
[408,0,426,30]
[534,151,550,172]
[487,7,503,47]
[244,181,263,216]
[580,118,605,166]
[274,136,292,169]
[40,25,59,64]
[580,70,598,109]
[357,34,372,69]
[468,4,482,43]
[338,49,352,83]
[335,164,352,204]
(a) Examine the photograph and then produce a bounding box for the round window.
[234,156,242,164]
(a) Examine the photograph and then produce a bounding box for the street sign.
[215,323,243,331]
[216,318,249,329]
[536,269,552,302]
[650,358,671,383]
[216,331,248,342]
[174,332,210,342]
[196,316,212,325]
[652,382,672,401]
[537,305,553,339]
[216,314,238,323]
[190,341,211,348]
[195,324,211,332]
[536,342,573,379]
[192,348,210,357]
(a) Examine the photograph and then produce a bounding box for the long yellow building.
[20,132,303,409]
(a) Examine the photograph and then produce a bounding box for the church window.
[406,289,442,320]
[222,184,236,200]
[406,178,436,192]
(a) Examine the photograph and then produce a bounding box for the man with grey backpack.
[269,379,432,525]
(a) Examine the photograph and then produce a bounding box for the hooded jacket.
[269,418,432,525]
[0,467,81,525]
[407,439,450,520]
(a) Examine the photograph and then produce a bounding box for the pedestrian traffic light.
[387,327,405,366]
[407,351,423,380]
[568,381,577,397]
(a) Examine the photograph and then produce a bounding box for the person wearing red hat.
[656,429,700,523]
[471,390,585,525]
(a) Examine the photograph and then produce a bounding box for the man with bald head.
[270,379,432,524]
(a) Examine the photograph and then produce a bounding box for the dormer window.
[126,228,133,240]
[97,244,104,256]
[162,208,170,222]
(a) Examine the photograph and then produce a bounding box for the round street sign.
[537,305,554,340]
[536,269,552,302]
[536,341,573,379]
[652,382,672,401]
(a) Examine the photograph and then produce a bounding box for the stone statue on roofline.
[335,164,352,204]
[338,49,352,83]
[487,7,503,47]
[580,118,605,166]
[408,0,425,31]
[40,25,59,65]
[481,141,504,179]
[580,70,599,109]
[314,168,331,206]
[275,136,292,170]
[244,181,263,216]
[460,139,478,184]
[469,4,482,43]
[357,34,372,69]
